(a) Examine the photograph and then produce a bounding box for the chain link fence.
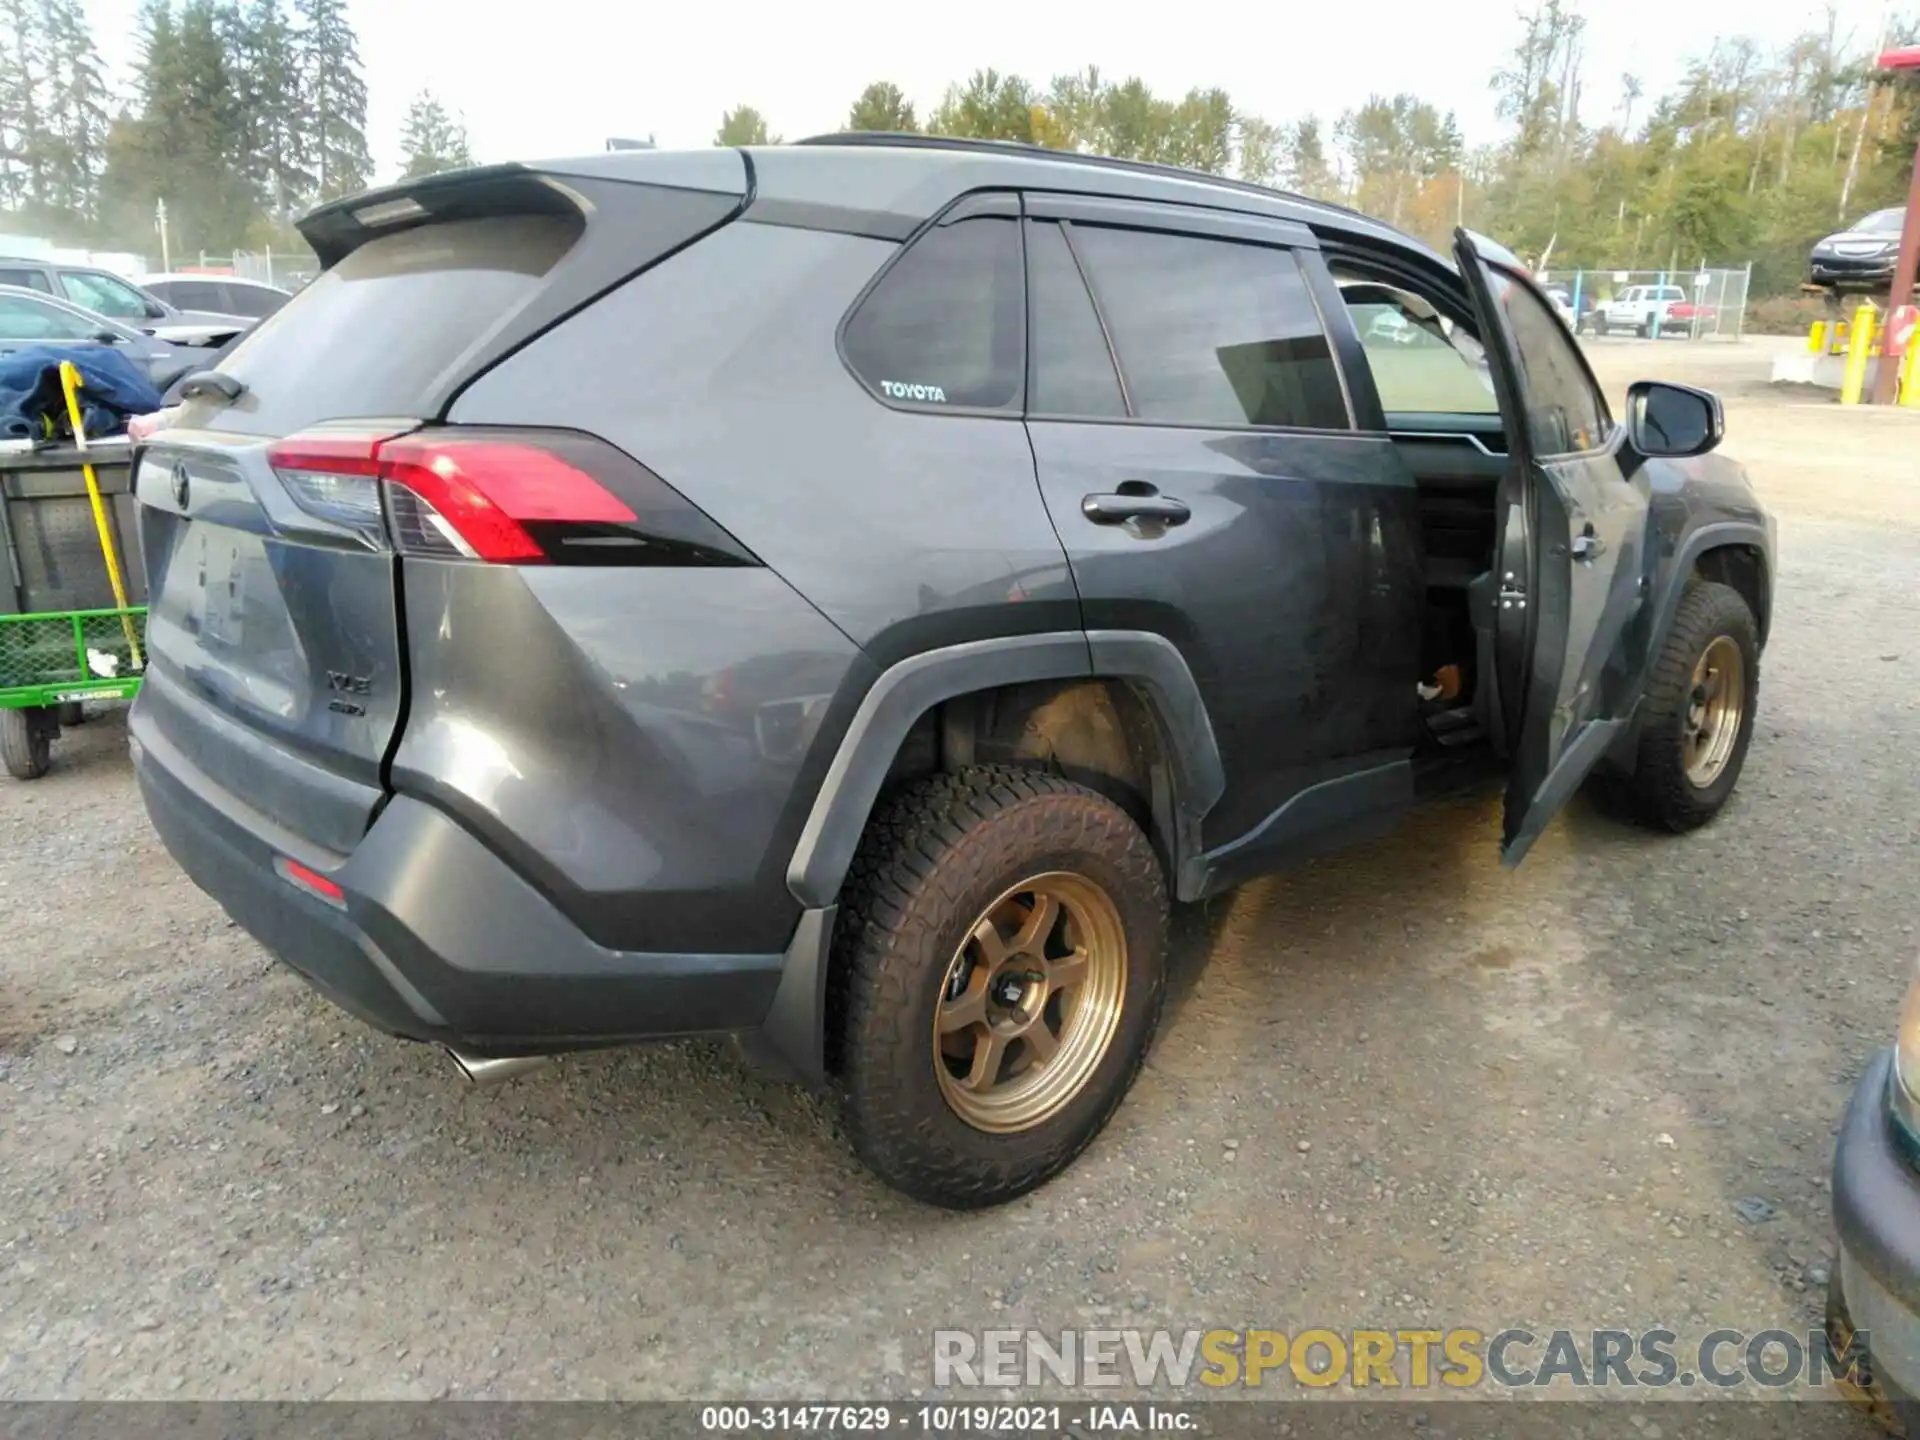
[1536,266,1754,341]
[202,250,319,291]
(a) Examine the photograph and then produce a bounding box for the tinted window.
[61,270,154,320]
[0,293,99,341]
[1337,275,1498,416]
[843,212,1024,412]
[1068,225,1348,431]
[225,282,289,318]
[1494,274,1610,455]
[212,213,581,436]
[161,280,232,311]
[0,268,51,293]
[1026,221,1124,418]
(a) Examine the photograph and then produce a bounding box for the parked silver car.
[0,284,231,394]
[0,257,248,331]
[138,273,291,322]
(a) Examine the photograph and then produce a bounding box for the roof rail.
[791,131,1379,228]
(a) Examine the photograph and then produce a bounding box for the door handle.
[1082,491,1191,526]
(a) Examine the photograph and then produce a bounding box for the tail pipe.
[443,1046,550,1087]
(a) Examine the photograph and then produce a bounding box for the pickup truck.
[1584,284,1689,337]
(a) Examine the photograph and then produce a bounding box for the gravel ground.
[0,339,1915,1422]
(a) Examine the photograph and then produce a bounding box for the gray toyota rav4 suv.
[129,135,1774,1207]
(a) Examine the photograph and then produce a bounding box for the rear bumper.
[132,709,828,1063]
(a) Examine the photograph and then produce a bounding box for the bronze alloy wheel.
[1683,634,1746,787]
[933,872,1128,1134]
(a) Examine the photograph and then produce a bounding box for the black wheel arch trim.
[784,630,1225,912]
[1665,520,1773,644]
[1606,519,1772,774]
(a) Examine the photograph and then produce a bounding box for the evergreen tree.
[35,0,112,219]
[0,0,52,211]
[98,0,258,253]
[232,0,310,224]
[296,0,370,200]
[398,90,474,178]
[1285,116,1340,199]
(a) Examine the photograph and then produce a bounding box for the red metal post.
[1870,46,1920,404]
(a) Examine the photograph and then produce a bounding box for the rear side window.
[210,213,581,436]
[163,280,231,311]
[227,283,289,318]
[0,268,51,293]
[1026,221,1125,418]
[1068,225,1349,431]
[61,270,153,320]
[842,211,1024,412]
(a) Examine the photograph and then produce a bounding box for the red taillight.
[265,432,387,477]
[275,855,347,908]
[267,429,639,565]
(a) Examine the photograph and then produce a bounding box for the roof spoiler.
[298,165,582,268]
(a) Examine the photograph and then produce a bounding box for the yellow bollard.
[1839,304,1879,406]
[1900,322,1920,408]
[1809,321,1826,354]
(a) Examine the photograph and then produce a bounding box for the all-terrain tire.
[1,706,52,780]
[1619,580,1759,832]
[832,765,1168,1209]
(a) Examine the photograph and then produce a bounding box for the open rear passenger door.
[1450,229,1653,866]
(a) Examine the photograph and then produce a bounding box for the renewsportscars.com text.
[932,1326,1869,1391]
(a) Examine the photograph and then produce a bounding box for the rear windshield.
[201,213,581,436]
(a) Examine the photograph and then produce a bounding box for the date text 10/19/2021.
[699,1406,1194,1433]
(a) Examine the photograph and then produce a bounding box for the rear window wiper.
[175,371,246,403]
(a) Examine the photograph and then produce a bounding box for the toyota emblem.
[169,462,190,510]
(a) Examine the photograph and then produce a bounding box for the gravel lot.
[1,338,1915,1419]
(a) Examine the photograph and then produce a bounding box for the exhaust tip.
[444,1047,550,1087]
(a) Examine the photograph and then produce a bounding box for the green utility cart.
[0,436,148,780]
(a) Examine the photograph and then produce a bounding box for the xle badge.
[326,671,371,716]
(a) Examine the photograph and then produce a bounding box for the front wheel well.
[1692,544,1770,644]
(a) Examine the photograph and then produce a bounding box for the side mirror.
[91,328,124,344]
[1627,380,1723,458]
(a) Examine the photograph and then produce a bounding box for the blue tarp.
[0,346,164,442]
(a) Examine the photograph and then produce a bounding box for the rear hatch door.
[132,159,747,857]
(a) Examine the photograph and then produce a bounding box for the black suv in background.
[128,137,1775,1207]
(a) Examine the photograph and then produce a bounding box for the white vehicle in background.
[137,273,292,323]
[1585,284,1688,337]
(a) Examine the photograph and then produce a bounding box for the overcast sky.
[93,0,1897,180]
